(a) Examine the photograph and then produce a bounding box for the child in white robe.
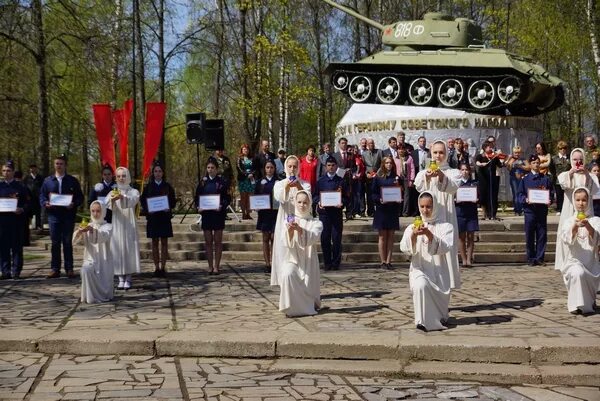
[556,187,600,315]
[400,191,454,331]
[74,201,114,304]
[108,167,140,290]
[279,190,323,317]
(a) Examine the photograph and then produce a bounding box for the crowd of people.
[1,132,599,330]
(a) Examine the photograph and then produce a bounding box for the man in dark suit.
[382,136,399,159]
[39,154,84,279]
[410,136,430,216]
[88,164,115,223]
[253,139,276,180]
[362,138,382,217]
[23,164,43,230]
[397,131,414,153]
[333,137,354,219]
[316,142,334,178]
[314,156,348,270]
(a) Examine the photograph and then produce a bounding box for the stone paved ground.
[1,253,598,338]
[1,352,599,401]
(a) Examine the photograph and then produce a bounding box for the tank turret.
[323,0,564,116]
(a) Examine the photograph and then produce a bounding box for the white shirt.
[55,174,65,193]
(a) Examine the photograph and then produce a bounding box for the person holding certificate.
[517,155,554,266]
[140,162,176,277]
[278,190,324,317]
[73,201,113,303]
[108,167,140,289]
[555,187,600,315]
[314,156,348,271]
[254,160,279,273]
[455,163,479,267]
[0,161,29,280]
[371,156,402,269]
[40,154,84,279]
[195,157,231,275]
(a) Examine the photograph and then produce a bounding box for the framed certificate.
[320,191,342,207]
[49,193,73,207]
[250,194,271,210]
[456,187,477,203]
[381,186,402,203]
[147,195,170,213]
[528,189,550,204]
[198,194,221,210]
[0,198,18,212]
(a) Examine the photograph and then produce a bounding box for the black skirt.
[146,211,173,238]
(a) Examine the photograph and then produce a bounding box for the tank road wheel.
[349,76,372,103]
[437,79,464,107]
[468,80,495,109]
[498,77,521,104]
[408,78,434,106]
[332,73,349,91]
[376,77,401,104]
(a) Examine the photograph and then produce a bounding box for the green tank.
[323,0,564,116]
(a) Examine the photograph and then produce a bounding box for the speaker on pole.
[204,119,225,150]
[186,112,205,144]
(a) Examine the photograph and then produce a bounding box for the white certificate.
[593,187,600,200]
[250,194,271,210]
[456,187,477,203]
[198,194,221,210]
[528,189,550,204]
[97,196,107,205]
[147,195,170,212]
[0,198,18,212]
[49,193,73,207]
[320,191,342,207]
[336,167,347,178]
[381,186,402,203]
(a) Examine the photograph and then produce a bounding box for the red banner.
[113,99,133,168]
[92,104,116,171]
[142,102,167,178]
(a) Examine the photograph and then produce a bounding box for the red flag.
[142,102,167,178]
[92,104,116,171]
[113,98,133,168]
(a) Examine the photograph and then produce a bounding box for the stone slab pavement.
[1,352,599,401]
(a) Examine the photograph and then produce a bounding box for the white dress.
[556,215,600,313]
[108,187,141,275]
[400,221,453,331]
[270,178,311,286]
[74,223,114,303]
[414,168,462,289]
[279,216,324,317]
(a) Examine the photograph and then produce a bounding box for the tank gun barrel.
[321,0,384,31]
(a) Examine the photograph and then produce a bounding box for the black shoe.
[380,263,387,269]
[0,274,12,280]
[537,261,546,266]
[323,265,332,271]
[264,266,271,273]
[386,263,393,270]
[153,269,160,277]
[332,265,340,271]
[416,324,428,332]
[12,274,21,280]
[66,270,76,279]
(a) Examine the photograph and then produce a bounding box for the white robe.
[556,172,595,269]
[400,221,453,331]
[556,215,600,313]
[270,179,311,286]
[74,223,114,304]
[108,187,141,275]
[414,168,462,289]
[279,217,323,317]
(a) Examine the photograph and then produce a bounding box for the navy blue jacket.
[517,172,554,213]
[0,180,30,228]
[194,175,231,210]
[314,173,349,216]
[39,174,84,220]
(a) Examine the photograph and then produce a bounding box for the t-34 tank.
[323,0,564,116]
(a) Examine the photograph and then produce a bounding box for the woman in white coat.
[555,187,600,314]
[108,167,140,290]
[278,190,324,317]
[400,191,454,331]
[414,140,462,290]
[74,201,113,304]
[271,155,311,286]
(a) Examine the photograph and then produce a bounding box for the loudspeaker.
[204,119,225,150]
[186,113,205,144]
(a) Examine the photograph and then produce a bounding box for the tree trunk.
[110,0,123,107]
[157,0,166,168]
[587,0,600,131]
[240,3,251,142]
[352,0,361,59]
[134,0,146,180]
[32,0,49,175]
[214,0,225,116]
[311,0,326,147]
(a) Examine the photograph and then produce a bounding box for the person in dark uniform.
[13,170,32,248]
[372,156,402,269]
[314,156,348,271]
[455,163,479,267]
[475,140,504,220]
[254,160,279,273]
[140,162,176,277]
[253,139,277,180]
[0,161,29,280]
[39,154,84,279]
[89,164,115,223]
[24,164,44,230]
[518,155,554,266]
[195,157,231,275]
